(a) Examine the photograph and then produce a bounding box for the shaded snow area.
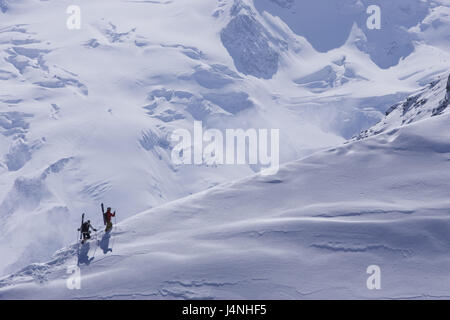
[0,0,449,299]
[1,75,450,299]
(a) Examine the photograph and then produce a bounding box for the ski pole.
[114,210,117,232]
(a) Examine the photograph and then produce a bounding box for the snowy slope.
[355,73,450,139]
[1,75,449,299]
[0,0,339,275]
[0,0,449,278]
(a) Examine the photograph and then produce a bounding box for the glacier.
[0,0,449,299]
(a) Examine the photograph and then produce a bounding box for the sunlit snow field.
[0,0,449,299]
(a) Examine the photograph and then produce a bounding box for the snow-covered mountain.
[0,0,449,283]
[355,73,450,139]
[1,74,449,299]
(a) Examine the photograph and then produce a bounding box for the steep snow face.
[254,0,445,69]
[0,0,449,277]
[356,74,449,140]
[221,10,280,79]
[1,77,450,299]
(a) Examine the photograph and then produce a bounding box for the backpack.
[81,221,90,232]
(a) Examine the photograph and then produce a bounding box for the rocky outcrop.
[446,74,450,99]
[221,14,279,79]
[355,74,449,140]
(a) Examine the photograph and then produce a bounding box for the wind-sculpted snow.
[0,110,42,171]
[4,138,41,171]
[191,64,240,89]
[0,112,32,136]
[0,157,76,274]
[203,91,253,114]
[139,129,169,151]
[293,62,367,93]
[184,96,218,120]
[5,47,50,74]
[160,43,205,60]
[145,85,249,120]
[34,76,88,96]
[101,22,136,44]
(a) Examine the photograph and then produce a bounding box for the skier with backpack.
[102,205,116,233]
[78,219,97,244]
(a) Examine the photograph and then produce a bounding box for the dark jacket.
[80,221,96,233]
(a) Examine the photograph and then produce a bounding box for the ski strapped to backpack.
[101,203,106,226]
[79,213,85,240]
